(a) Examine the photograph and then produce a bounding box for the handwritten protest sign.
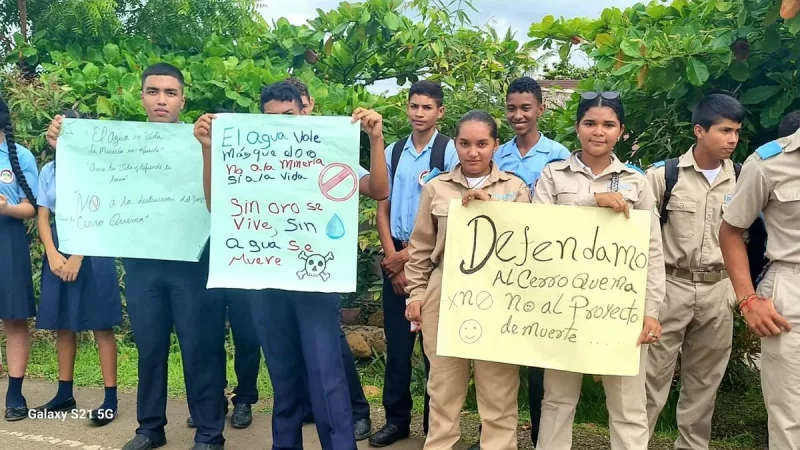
[438,201,652,376]
[207,114,360,292]
[55,119,210,262]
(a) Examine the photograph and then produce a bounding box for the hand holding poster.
[55,119,210,262]
[207,114,360,292]
[438,201,652,376]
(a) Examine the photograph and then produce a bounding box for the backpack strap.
[390,136,410,184]
[660,158,680,227]
[429,133,450,171]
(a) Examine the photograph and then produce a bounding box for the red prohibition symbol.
[318,163,358,202]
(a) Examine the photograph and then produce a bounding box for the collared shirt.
[493,133,570,189]
[405,163,530,304]
[0,140,38,206]
[358,165,369,179]
[724,129,800,264]
[385,130,458,242]
[646,148,736,272]
[37,161,57,213]
[532,152,666,319]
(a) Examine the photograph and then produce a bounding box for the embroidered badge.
[724,193,733,205]
[0,169,13,184]
[493,192,517,201]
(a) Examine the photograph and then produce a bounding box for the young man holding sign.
[194,81,387,449]
[372,80,458,448]
[466,76,571,450]
[47,63,228,450]
[282,77,378,440]
[644,94,745,450]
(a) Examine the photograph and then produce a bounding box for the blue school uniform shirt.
[493,133,570,190]
[37,161,56,213]
[358,166,369,179]
[0,140,38,206]
[385,131,458,242]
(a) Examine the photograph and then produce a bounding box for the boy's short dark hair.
[408,80,444,107]
[507,77,543,104]
[260,81,304,112]
[284,77,310,98]
[692,93,745,130]
[142,62,184,88]
[778,111,800,139]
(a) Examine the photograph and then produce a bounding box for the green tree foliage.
[530,0,800,163]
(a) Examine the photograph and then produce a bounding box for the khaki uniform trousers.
[421,268,520,450]
[537,345,649,450]
[757,263,800,450]
[645,275,734,449]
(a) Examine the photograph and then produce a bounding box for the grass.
[18,335,767,449]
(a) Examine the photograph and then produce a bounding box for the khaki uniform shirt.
[724,129,800,264]
[405,163,531,304]
[532,152,666,319]
[646,148,736,272]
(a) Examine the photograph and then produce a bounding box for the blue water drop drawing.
[326,214,345,239]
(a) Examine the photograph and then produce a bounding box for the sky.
[256,0,642,36]
[255,0,643,92]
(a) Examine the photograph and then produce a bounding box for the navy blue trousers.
[124,251,227,445]
[223,290,261,405]
[252,289,355,450]
[302,322,370,422]
[382,241,430,432]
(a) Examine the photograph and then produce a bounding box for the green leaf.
[762,26,781,53]
[96,96,113,117]
[729,60,749,82]
[739,85,781,104]
[595,33,613,47]
[236,96,253,108]
[761,92,796,127]
[21,46,37,57]
[82,63,100,82]
[685,58,709,86]
[541,15,555,31]
[558,42,571,61]
[103,43,121,64]
[620,39,641,58]
[384,13,401,31]
[737,6,747,28]
[359,9,371,24]
[788,15,800,35]
[612,63,639,76]
[120,73,138,91]
[715,0,732,12]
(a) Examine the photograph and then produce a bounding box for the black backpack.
[390,133,451,182]
[659,158,768,284]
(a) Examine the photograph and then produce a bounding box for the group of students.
[0,59,798,450]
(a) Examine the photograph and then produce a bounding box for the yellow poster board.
[438,200,652,376]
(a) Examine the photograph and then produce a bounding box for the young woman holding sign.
[0,96,38,421]
[530,92,665,450]
[35,110,122,425]
[404,110,530,450]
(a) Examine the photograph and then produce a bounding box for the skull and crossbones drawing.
[297,251,334,281]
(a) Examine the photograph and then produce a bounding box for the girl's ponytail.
[0,97,35,203]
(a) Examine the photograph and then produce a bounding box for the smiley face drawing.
[459,320,483,344]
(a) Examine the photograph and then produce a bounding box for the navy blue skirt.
[0,216,35,320]
[36,222,122,331]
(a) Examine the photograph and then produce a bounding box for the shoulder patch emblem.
[755,140,782,160]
